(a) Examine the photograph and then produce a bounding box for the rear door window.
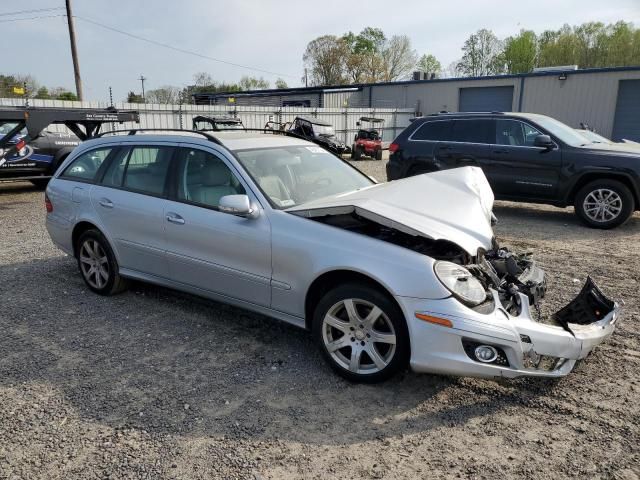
[121,146,173,196]
[411,121,453,141]
[450,119,494,144]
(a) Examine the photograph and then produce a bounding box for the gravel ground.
[0,167,639,479]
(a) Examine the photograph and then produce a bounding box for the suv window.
[121,147,173,195]
[175,148,245,208]
[62,147,113,181]
[496,119,542,146]
[450,119,494,144]
[412,121,452,141]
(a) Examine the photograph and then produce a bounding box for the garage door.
[612,80,640,142]
[459,86,514,112]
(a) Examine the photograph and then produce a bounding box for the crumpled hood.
[288,166,495,255]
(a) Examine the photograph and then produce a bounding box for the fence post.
[392,108,398,142]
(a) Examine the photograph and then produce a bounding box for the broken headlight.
[434,261,487,307]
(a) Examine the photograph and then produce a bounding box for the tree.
[274,78,288,89]
[503,30,537,73]
[193,72,214,88]
[417,54,442,74]
[381,35,418,81]
[238,76,270,90]
[35,87,51,99]
[126,91,144,103]
[145,86,181,104]
[55,91,78,101]
[342,27,387,83]
[457,29,505,76]
[303,35,349,86]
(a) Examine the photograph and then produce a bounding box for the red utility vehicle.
[351,117,384,160]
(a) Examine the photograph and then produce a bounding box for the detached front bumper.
[399,278,620,379]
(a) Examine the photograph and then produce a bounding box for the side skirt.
[119,268,307,330]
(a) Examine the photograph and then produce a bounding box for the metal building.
[193,66,640,141]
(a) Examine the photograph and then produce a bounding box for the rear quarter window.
[61,147,113,181]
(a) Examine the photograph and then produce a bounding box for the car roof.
[417,111,552,122]
[85,131,312,152]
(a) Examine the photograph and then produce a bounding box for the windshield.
[529,116,592,147]
[575,129,611,144]
[313,124,336,137]
[235,145,373,209]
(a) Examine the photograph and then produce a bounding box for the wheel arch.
[566,172,639,209]
[304,269,405,332]
[71,221,102,258]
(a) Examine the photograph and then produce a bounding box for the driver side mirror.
[219,195,259,219]
[533,134,555,149]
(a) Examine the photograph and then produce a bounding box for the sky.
[3,0,640,102]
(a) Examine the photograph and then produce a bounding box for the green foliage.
[417,54,442,74]
[503,30,537,73]
[275,78,288,89]
[126,91,144,103]
[238,76,270,90]
[457,29,505,76]
[55,91,78,101]
[35,87,51,99]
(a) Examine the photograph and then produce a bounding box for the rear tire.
[574,179,634,229]
[312,283,410,383]
[375,148,383,161]
[76,229,129,295]
[353,146,362,160]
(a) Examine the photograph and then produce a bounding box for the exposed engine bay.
[308,211,546,316]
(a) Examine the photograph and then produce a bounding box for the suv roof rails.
[427,111,505,116]
[95,128,223,145]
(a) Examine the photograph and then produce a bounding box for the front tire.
[574,179,634,229]
[312,283,410,383]
[375,148,383,161]
[76,229,129,295]
[353,146,362,160]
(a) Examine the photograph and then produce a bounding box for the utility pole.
[139,75,146,102]
[304,68,308,88]
[65,0,83,101]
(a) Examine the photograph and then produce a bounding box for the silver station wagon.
[45,129,619,383]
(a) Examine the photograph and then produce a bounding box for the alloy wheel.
[583,188,623,223]
[322,298,396,375]
[79,239,110,289]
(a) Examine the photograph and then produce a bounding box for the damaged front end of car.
[289,167,619,378]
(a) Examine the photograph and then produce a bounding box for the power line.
[0,14,66,23]
[0,7,63,17]
[73,15,297,79]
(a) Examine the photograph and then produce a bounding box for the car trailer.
[0,106,139,187]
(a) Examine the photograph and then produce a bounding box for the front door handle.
[166,212,185,225]
[98,198,113,209]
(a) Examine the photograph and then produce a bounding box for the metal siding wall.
[521,70,640,138]
[370,77,521,114]
[458,86,514,112]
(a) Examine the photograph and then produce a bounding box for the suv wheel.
[76,229,129,295]
[375,148,383,160]
[574,179,634,229]
[312,283,409,383]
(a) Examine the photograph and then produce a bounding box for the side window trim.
[495,119,558,149]
[95,145,125,185]
[408,119,452,142]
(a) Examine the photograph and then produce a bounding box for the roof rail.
[428,111,505,116]
[95,128,223,145]
[214,127,310,142]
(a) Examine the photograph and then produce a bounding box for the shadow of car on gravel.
[0,256,561,446]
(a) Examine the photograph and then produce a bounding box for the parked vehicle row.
[387,112,640,229]
[45,128,619,383]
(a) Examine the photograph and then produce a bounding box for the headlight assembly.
[434,261,487,306]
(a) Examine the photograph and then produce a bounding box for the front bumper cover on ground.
[400,278,619,379]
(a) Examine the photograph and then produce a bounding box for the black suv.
[387,112,640,229]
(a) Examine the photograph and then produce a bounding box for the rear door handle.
[166,212,185,225]
[98,198,113,209]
